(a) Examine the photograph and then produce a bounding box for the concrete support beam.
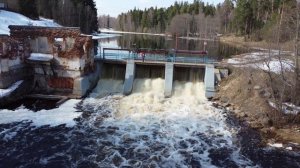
[164,62,174,98]
[123,60,135,95]
[0,59,9,73]
[204,64,215,98]
[72,63,101,98]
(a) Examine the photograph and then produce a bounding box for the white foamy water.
[79,78,255,167]
[0,99,81,127]
[89,79,124,98]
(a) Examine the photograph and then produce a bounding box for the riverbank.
[213,67,300,150]
[220,34,294,51]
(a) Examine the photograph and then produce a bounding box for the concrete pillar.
[1,59,9,73]
[164,62,174,98]
[72,63,101,98]
[204,64,215,98]
[123,60,135,95]
[215,69,221,83]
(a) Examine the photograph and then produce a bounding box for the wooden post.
[175,33,178,50]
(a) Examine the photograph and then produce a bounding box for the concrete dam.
[93,59,224,99]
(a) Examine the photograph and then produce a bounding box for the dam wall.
[123,60,135,95]
[96,60,220,98]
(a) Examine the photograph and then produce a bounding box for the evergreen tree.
[19,0,39,19]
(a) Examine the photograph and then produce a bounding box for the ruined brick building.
[0,26,99,99]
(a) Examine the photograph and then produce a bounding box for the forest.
[18,0,98,34]
[99,0,299,43]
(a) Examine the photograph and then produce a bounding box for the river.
[0,33,299,168]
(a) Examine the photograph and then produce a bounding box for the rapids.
[76,78,255,167]
[2,78,299,167]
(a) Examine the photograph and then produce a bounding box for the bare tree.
[294,0,300,106]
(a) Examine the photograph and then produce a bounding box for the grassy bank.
[214,67,300,147]
[220,35,294,51]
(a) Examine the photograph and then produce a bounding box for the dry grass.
[220,34,294,51]
[215,67,300,145]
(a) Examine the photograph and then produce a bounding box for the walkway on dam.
[95,48,218,66]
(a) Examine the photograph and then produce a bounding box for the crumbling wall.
[0,35,32,89]
[5,26,97,97]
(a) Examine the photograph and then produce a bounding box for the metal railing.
[97,48,216,64]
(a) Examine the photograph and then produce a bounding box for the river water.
[96,33,249,60]
[0,34,299,168]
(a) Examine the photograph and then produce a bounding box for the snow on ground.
[268,101,300,115]
[0,80,23,98]
[282,103,300,115]
[99,28,168,36]
[226,51,294,74]
[92,33,122,40]
[27,53,54,62]
[0,99,82,127]
[256,60,294,73]
[0,10,60,35]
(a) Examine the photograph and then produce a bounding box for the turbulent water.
[82,79,252,167]
[0,78,299,167]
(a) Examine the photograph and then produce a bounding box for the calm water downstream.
[0,33,299,168]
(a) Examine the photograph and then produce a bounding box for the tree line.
[102,0,298,43]
[18,0,98,34]
[113,0,218,37]
[228,0,298,42]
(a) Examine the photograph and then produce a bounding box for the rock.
[212,97,220,101]
[261,118,273,127]
[212,102,219,108]
[286,147,293,150]
[235,110,241,113]
[263,91,272,98]
[224,103,231,107]
[252,122,263,129]
[254,85,261,90]
[239,112,247,118]
[220,97,229,103]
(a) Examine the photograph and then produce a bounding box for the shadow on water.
[0,98,58,111]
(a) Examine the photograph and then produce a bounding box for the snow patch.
[268,101,299,115]
[0,10,60,35]
[92,33,122,39]
[99,28,168,36]
[28,53,54,62]
[227,51,294,74]
[0,80,23,98]
[0,99,82,127]
[282,103,300,115]
[268,143,283,148]
[256,59,294,73]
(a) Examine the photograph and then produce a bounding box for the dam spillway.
[95,59,218,99]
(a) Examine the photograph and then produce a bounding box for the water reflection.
[97,33,249,60]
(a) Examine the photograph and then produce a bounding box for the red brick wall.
[48,77,74,89]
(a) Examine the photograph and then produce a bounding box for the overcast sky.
[95,0,224,17]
